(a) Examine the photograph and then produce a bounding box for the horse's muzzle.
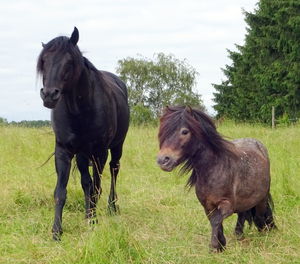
[40,87,61,109]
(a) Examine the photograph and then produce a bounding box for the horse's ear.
[70,27,79,45]
[41,42,45,48]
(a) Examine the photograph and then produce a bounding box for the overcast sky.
[0,0,257,121]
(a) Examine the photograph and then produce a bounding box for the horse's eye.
[181,129,189,135]
[62,65,72,81]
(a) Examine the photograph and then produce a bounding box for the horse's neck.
[63,68,93,115]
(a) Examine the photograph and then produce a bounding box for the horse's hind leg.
[108,144,124,214]
[91,150,108,205]
[76,153,94,219]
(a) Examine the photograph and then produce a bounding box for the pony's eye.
[181,129,189,135]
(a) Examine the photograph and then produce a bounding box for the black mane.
[37,36,84,76]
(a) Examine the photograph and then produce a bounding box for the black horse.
[37,27,129,240]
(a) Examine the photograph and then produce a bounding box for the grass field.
[0,122,299,264]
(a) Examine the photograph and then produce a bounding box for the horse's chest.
[55,124,110,154]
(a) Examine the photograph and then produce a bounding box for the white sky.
[0,0,257,121]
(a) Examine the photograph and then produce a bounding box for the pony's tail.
[248,193,277,231]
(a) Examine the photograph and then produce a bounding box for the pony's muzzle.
[40,87,61,109]
[157,154,175,172]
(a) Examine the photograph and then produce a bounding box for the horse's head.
[37,27,83,109]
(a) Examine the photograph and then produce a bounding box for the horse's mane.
[37,36,84,76]
[159,106,237,187]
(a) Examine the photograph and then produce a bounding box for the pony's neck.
[192,143,235,179]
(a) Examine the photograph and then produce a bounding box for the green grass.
[0,123,299,263]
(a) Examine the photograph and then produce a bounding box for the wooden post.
[272,106,275,129]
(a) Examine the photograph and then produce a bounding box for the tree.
[213,0,300,123]
[117,53,204,123]
[0,117,8,125]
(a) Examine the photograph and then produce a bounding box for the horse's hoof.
[52,231,62,241]
[107,204,120,215]
[88,218,98,226]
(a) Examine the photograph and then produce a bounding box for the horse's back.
[99,70,129,148]
[100,71,128,100]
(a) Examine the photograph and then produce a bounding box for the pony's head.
[37,27,83,109]
[157,106,231,172]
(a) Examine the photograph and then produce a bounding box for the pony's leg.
[253,196,276,231]
[235,212,246,238]
[218,224,226,246]
[207,200,233,252]
[52,146,73,240]
[108,144,123,214]
[76,154,94,219]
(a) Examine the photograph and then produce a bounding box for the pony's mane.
[159,106,232,152]
[159,106,237,187]
[36,36,84,76]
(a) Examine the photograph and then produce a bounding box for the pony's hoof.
[107,204,120,215]
[235,231,245,240]
[209,245,225,253]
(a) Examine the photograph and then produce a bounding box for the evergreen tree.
[213,0,300,123]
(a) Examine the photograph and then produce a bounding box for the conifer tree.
[213,0,300,123]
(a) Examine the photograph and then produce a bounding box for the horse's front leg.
[52,146,73,240]
[207,200,233,252]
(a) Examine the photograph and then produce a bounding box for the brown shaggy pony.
[157,106,276,252]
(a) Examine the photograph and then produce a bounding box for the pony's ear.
[185,106,193,114]
[41,42,45,48]
[163,105,171,114]
[70,27,79,45]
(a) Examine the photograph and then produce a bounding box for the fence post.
[272,106,275,129]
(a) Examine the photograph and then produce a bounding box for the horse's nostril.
[163,156,170,164]
[52,89,61,100]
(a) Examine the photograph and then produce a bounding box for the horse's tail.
[248,192,277,231]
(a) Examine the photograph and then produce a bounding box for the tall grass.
[0,123,299,263]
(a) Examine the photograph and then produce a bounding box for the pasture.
[0,122,299,263]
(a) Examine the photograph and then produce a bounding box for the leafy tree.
[0,117,8,124]
[213,0,300,123]
[9,120,51,127]
[117,53,204,123]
